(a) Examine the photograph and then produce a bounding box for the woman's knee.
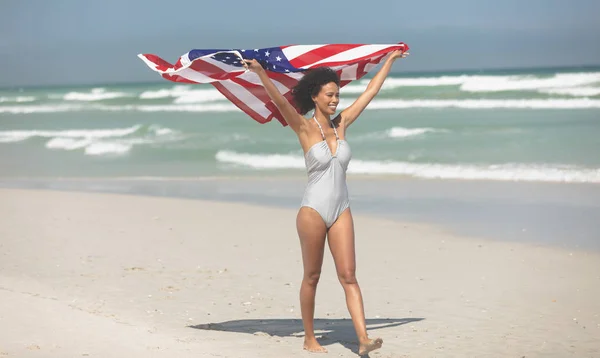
[303,271,321,287]
[337,269,357,285]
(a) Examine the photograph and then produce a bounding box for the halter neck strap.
[312,117,339,140]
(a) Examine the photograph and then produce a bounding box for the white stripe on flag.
[179,53,192,67]
[220,80,272,118]
[305,45,395,68]
[137,54,167,72]
[239,72,293,94]
[281,45,326,61]
[285,72,304,80]
[339,63,359,81]
[172,67,216,83]
[364,61,381,74]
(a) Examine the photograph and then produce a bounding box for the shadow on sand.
[189,317,424,356]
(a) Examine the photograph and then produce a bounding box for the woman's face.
[312,82,340,116]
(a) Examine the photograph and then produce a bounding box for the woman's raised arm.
[244,59,304,133]
[341,50,408,128]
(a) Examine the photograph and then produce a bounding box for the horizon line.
[2,63,600,91]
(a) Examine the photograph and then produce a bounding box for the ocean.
[2,66,600,181]
[1,66,599,249]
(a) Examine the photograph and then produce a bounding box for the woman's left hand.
[389,50,409,60]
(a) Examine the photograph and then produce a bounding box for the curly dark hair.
[291,67,340,115]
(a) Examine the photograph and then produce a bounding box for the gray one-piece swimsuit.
[300,117,352,228]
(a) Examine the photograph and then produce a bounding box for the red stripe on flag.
[311,44,408,68]
[267,72,300,91]
[189,59,242,81]
[174,58,184,71]
[306,46,405,69]
[355,60,369,80]
[161,74,198,84]
[289,44,363,68]
[142,54,174,72]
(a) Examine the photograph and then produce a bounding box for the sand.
[0,188,599,357]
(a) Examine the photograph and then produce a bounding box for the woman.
[244,49,408,355]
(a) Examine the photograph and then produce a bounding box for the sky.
[1,0,599,87]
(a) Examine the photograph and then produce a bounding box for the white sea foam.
[151,126,174,136]
[0,103,237,114]
[0,96,36,103]
[84,142,132,156]
[358,98,600,109]
[459,73,600,93]
[139,85,191,99]
[46,137,93,150]
[0,104,85,114]
[342,72,600,96]
[0,132,31,143]
[142,98,600,110]
[387,127,442,138]
[539,87,600,97]
[341,84,369,93]
[216,151,306,169]
[0,125,142,142]
[139,86,224,104]
[3,98,600,115]
[173,90,229,104]
[215,150,600,183]
[384,75,475,87]
[134,103,238,112]
[0,124,182,157]
[81,104,237,112]
[63,88,131,101]
[43,136,170,155]
[343,75,493,93]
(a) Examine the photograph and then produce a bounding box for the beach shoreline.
[1,188,599,357]
[2,176,599,251]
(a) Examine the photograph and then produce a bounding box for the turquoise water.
[1,66,600,182]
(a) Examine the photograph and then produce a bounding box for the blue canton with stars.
[188,47,303,73]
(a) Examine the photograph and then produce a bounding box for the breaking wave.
[0,124,182,156]
[215,150,600,183]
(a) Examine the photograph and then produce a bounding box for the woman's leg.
[327,208,383,355]
[296,207,328,352]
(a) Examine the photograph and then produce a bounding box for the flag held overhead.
[138,43,409,125]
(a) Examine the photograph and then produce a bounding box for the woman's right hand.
[243,59,265,74]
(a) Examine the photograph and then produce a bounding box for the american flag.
[138,43,409,125]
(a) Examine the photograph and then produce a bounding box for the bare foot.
[358,337,383,356]
[303,337,327,353]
